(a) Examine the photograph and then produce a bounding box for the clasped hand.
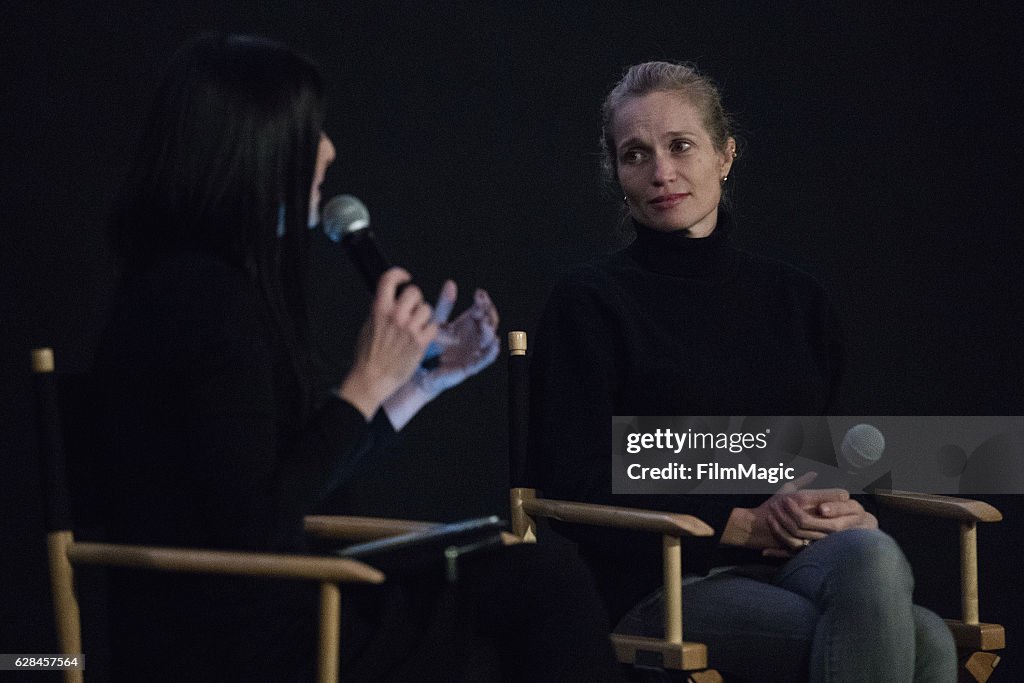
[758,473,878,558]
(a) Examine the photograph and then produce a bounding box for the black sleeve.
[183,297,395,550]
[528,273,737,557]
[100,256,395,553]
[273,398,396,547]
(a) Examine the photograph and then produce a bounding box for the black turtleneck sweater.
[528,213,842,621]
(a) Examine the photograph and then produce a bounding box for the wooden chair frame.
[873,490,1004,682]
[510,487,717,677]
[506,332,1005,683]
[33,347,450,683]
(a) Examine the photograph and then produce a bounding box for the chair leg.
[47,531,84,683]
[318,582,340,683]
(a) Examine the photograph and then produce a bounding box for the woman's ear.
[720,137,737,179]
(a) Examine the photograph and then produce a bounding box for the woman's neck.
[625,211,737,278]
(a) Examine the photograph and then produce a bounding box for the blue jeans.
[616,529,956,682]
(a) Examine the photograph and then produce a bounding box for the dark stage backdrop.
[3,2,1022,679]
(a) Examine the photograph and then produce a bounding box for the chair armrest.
[66,541,385,583]
[873,490,1002,523]
[520,497,713,537]
[304,515,438,541]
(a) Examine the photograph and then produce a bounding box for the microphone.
[320,194,395,293]
[840,423,885,470]
[319,193,440,365]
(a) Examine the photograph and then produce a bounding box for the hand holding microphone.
[318,194,501,429]
[320,193,441,363]
[338,267,438,421]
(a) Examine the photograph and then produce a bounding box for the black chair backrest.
[507,331,538,489]
[32,348,109,533]
[32,348,74,533]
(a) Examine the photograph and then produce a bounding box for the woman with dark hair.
[529,61,956,681]
[96,34,620,681]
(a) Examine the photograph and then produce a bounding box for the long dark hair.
[112,33,326,422]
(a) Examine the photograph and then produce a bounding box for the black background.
[2,2,1022,679]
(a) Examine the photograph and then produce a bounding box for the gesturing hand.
[381,281,501,430]
[416,284,500,395]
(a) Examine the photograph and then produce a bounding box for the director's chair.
[505,331,1005,682]
[32,346,456,683]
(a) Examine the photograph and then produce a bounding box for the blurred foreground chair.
[505,331,1005,683]
[32,347,454,683]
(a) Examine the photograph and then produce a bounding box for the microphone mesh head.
[321,194,370,242]
[841,423,885,469]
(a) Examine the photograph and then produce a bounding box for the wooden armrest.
[521,497,713,537]
[873,490,1002,523]
[304,515,438,541]
[66,541,384,583]
[945,620,1006,651]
